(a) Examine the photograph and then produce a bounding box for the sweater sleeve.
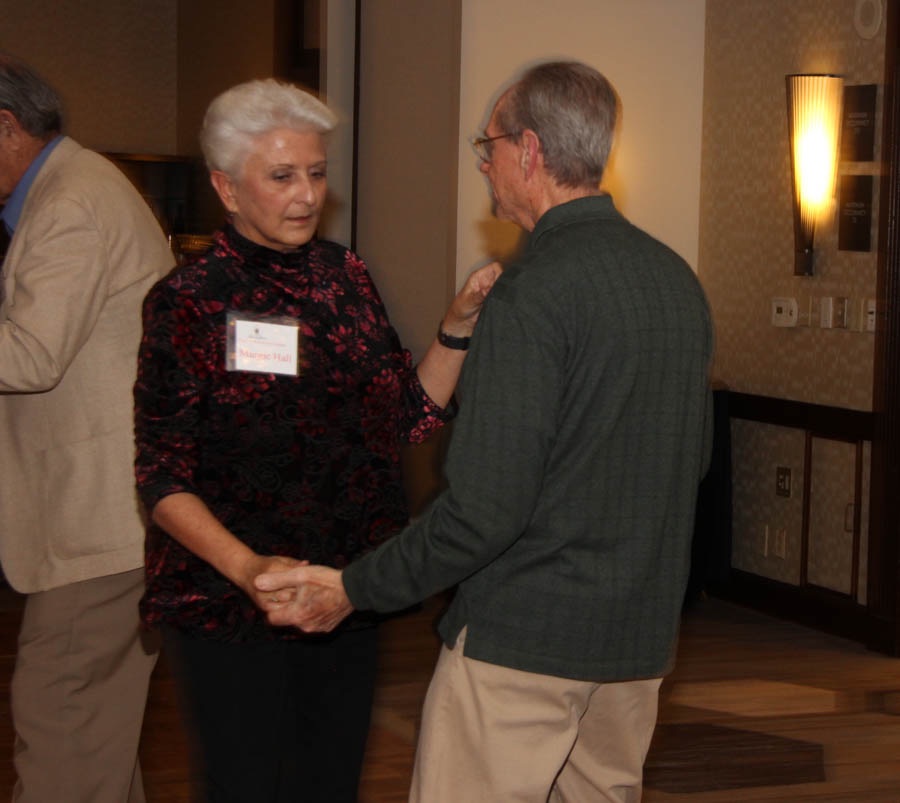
[133,281,207,511]
[343,272,563,611]
[340,248,454,443]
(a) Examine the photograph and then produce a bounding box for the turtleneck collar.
[215,222,319,273]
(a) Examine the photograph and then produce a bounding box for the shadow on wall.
[477,216,527,266]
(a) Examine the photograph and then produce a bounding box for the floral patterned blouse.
[134,224,451,641]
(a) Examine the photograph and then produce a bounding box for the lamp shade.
[786,74,843,275]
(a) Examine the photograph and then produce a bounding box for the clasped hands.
[254,564,353,633]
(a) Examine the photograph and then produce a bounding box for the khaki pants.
[11,568,159,803]
[410,627,662,803]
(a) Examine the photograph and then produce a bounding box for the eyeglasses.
[469,131,518,163]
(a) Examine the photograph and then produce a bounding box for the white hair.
[496,61,618,189]
[200,78,338,176]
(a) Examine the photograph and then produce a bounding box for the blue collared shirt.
[1,135,63,236]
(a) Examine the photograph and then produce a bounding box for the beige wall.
[455,0,707,283]
[0,0,177,154]
[352,1,464,514]
[0,0,289,231]
[177,0,287,232]
[318,0,357,248]
[176,1,280,157]
[355,0,462,362]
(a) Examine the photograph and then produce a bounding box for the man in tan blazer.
[0,54,173,803]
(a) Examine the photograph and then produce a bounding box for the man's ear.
[520,129,540,177]
[210,170,238,214]
[0,110,22,143]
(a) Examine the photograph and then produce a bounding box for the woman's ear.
[210,170,238,214]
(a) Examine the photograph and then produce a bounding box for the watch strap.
[437,326,471,350]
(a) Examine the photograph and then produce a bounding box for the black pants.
[163,625,379,803]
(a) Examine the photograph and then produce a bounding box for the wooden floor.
[2,587,900,801]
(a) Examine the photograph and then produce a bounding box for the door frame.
[868,0,900,654]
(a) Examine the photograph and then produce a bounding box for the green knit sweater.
[343,195,713,681]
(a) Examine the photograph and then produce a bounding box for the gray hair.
[496,61,618,189]
[200,78,337,176]
[0,53,63,138]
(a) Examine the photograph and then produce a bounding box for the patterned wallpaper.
[807,437,869,598]
[730,420,869,603]
[700,0,884,411]
[0,0,178,155]
[730,420,806,584]
[701,0,884,595]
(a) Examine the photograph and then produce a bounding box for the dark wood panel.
[714,569,895,653]
[728,391,874,441]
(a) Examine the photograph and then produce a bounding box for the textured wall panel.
[0,0,177,154]
[705,1,884,594]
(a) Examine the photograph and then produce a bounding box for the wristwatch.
[437,325,470,350]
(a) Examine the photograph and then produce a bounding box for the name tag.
[226,312,300,376]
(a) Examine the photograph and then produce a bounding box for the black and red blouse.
[134,225,451,641]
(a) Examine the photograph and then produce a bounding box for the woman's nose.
[294,176,316,203]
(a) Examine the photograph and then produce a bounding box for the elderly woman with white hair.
[133,78,498,802]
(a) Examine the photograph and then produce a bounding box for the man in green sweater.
[258,60,713,802]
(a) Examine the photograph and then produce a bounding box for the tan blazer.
[0,137,174,593]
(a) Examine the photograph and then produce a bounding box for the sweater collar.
[529,193,619,246]
[214,222,318,275]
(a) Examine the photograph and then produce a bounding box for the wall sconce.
[786,74,844,276]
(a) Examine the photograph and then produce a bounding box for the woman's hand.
[440,261,503,338]
[416,261,503,408]
[151,493,308,613]
[235,554,307,612]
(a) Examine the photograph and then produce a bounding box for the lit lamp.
[786,74,843,276]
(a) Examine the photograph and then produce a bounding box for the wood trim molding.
[714,570,893,651]
[728,392,874,440]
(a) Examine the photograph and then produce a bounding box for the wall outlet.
[774,528,787,559]
[810,297,821,327]
[849,298,866,331]
[820,296,834,329]
[776,466,791,497]
[833,297,848,329]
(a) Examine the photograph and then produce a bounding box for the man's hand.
[255,565,354,633]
